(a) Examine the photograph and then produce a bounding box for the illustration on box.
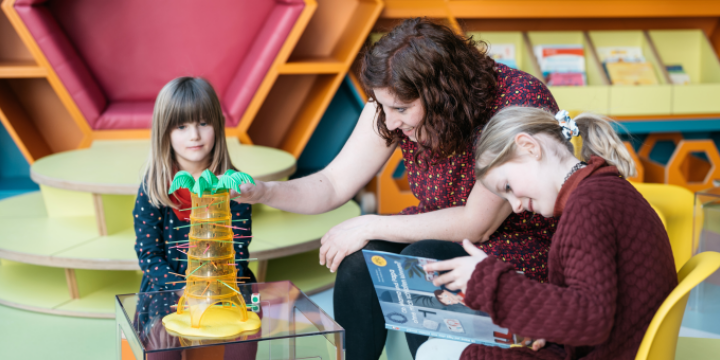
[161,169,262,339]
[362,250,523,347]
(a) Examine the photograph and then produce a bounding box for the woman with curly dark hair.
[236,18,559,359]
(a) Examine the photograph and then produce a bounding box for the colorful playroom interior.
[2,0,720,359]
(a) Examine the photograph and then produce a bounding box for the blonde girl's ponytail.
[475,107,636,179]
[573,113,637,178]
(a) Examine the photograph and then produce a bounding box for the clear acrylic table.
[116,281,344,360]
[691,187,720,314]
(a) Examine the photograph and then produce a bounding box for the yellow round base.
[162,307,261,340]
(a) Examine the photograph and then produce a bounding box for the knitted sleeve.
[464,192,618,346]
[133,186,183,289]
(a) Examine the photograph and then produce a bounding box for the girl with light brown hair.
[133,77,254,296]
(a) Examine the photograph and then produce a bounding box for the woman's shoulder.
[493,64,558,112]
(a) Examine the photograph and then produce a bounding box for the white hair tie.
[554,110,579,141]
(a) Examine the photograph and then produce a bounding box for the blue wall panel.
[0,125,38,200]
[294,76,365,178]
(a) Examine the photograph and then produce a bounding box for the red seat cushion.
[16,0,304,130]
[95,101,231,130]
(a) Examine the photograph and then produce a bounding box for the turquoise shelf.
[295,76,364,178]
[0,123,38,200]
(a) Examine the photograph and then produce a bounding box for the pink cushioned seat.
[16,0,304,130]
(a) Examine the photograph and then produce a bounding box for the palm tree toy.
[162,169,261,338]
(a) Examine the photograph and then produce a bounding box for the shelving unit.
[248,0,383,157]
[0,140,361,318]
[0,0,383,163]
[348,0,720,213]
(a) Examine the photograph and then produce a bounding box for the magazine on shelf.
[486,43,517,69]
[666,64,691,85]
[605,62,658,85]
[533,44,586,86]
[595,46,645,63]
[362,250,522,347]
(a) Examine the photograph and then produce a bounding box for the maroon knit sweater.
[461,157,677,360]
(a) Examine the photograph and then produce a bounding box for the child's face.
[170,121,215,170]
[481,154,559,218]
[374,87,426,142]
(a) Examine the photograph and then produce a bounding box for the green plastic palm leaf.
[192,176,211,197]
[216,170,255,193]
[168,171,195,194]
[214,169,236,192]
[200,169,219,194]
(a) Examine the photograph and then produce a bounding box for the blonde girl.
[133,77,254,298]
[423,107,677,360]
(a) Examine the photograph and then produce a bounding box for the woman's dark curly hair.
[360,18,497,165]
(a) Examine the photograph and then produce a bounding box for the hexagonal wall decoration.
[637,133,683,184]
[666,140,720,192]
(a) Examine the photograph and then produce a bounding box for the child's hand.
[519,337,546,351]
[423,239,488,293]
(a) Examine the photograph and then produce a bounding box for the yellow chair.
[631,182,695,271]
[635,251,720,360]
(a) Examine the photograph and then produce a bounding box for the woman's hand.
[423,239,488,293]
[319,215,378,272]
[229,181,267,204]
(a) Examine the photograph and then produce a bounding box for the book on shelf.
[666,64,691,85]
[362,250,525,347]
[605,61,658,85]
[486,43,517,69]
[534,44,586,86]
[596,46,660,85]
[596,46,645,63]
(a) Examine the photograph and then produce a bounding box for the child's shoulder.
[570,172,650,219]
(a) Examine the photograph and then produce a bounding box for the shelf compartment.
[0,10,34,64]
[648,29,720,114]
[249,74,344,157]
[0,259,141,318]
[526,31,610,114]
[588,30,672,116]
[0,78,83,163]
[288,0,382,66]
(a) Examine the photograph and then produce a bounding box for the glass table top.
[116,281,343,356]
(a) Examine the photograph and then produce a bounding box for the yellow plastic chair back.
[635,251,720,360]
[631,182,695,271]
[570,132,693,270]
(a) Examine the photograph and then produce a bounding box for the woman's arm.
[319,182,513,271]
[236,101,396,214]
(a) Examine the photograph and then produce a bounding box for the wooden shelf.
[0,79,76,163]
[0,192,360,269]
[0,60,45,78]
[279,58,345,74]
[446,1,720,18]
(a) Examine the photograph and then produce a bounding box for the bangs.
[164,79,224,130]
